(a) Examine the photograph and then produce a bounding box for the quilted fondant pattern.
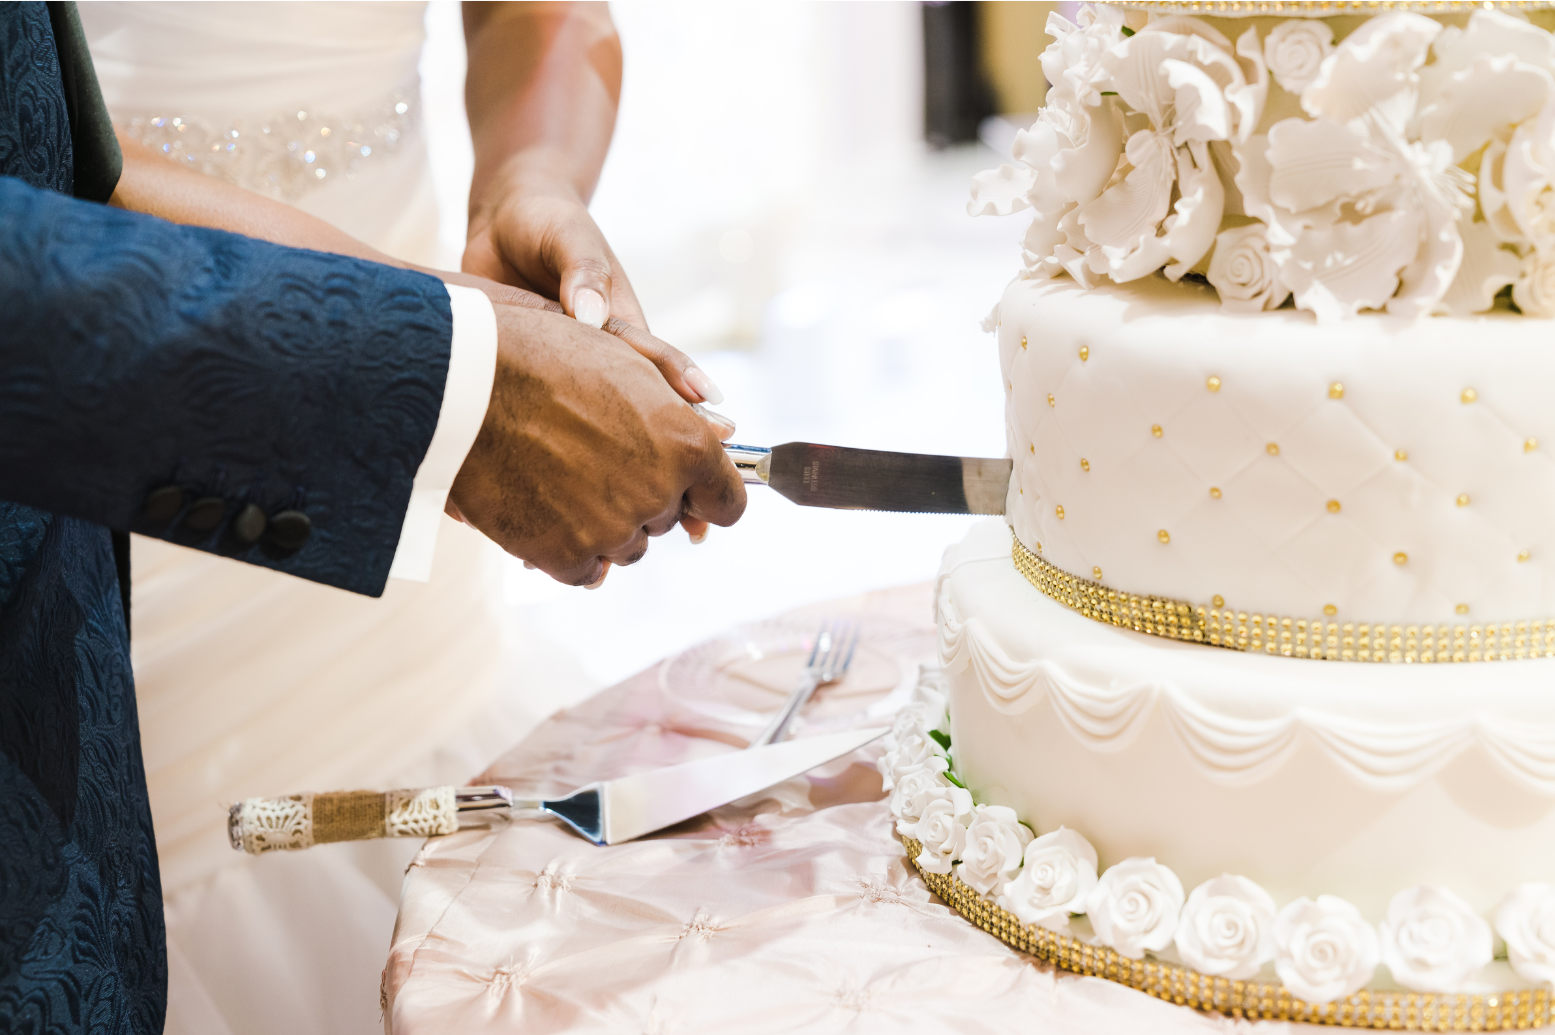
[1002,275,1555,626]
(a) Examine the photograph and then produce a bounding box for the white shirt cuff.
[387,283,498,582]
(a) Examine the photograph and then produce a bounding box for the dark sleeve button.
[232,503,267,545]
[142,485,186,523]
[267,510,312,551]
[184,497,226,532]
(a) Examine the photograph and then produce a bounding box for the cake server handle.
[228,786,515,855]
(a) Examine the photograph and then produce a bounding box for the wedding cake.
[881,3,1555,1025]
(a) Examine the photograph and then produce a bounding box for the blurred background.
[420,1,1070,716]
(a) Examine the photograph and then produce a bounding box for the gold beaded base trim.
[1012,537,1555,664]
[902,836,1552,1031]
[1130,2,1554,13]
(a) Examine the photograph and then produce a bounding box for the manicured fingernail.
[697,405,736,435]
[689,531,708,545]
[572,288,607,329]
[684,366,724,405]
[585,575,606,590]
[523,560,537,570]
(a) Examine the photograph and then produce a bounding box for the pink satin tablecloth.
[384,584,1299,1034]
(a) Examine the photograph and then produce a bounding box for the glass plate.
[659,614,936,737]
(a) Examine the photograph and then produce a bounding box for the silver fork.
[748,619,860,748]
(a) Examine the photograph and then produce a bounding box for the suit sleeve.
[0,175,454,597]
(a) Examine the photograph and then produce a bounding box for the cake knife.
[228,725,887,853]
[725,442,1011,514]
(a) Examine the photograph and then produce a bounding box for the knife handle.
[227,786,513,854]
[723,443,771,484]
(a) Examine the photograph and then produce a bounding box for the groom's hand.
[448,304,746,586]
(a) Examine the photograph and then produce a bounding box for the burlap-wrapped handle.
[229,787,459,854]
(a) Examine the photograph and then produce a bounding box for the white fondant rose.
[1495,883,1555,984]
[1174,874,1277,980]
[1273,896,1380,1004]
[1085,857,1185,960]
[956,805,1033,897]
[1378,885,1492,992]
[998,826,1099,930]
[1207,224,1290,313]
[1262,20,1334,95]
[1515,250,1555,317]
[889,766,958,838]
[876,723,946,793]
[914,793,974,875]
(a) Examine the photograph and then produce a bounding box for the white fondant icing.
[1085,856,1185,961]
[940,518,1555,916]
[1174,874,1277,980]
[1000,274,1555,626]
[1274,896,1380,1005]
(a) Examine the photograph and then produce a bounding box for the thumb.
[548,218,617,331]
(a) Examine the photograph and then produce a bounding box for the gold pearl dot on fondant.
[1394,552,1409,565]
[1324,603,1338,616]
[1048,393,1055,407]
[1395,448,1409,461]
[1035,542,1041,551]
[1527,437,1540,453]
[1080,458,1090,471]
[1056,505,1064,519]
[1021,336,1027,350]
[1266,442,1280,456]
[1158,529,1170,543]
[1093,566,1102,579]
[1520,550,1531,563]
[1029,444,1034,453]
[1329,382,1344,400]
[1212,594,1225,608]
[1457,494,1470,507]
[1209,487,1221,499]
[1079,345,1089,361]
[1206,375,1221,393]
[1151,424,1163,438]
[1462,387,1478,404]
[1456,603,1470,615]
[1327,499,1341,513]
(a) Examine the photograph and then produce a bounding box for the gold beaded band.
[1012,536,1555,663]
[902,836,1551,1031]
[1133,2,1554,12]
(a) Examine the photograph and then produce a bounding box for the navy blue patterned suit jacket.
[0,5,459,1030]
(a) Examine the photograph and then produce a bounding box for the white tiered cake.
[881,3,1555,1025]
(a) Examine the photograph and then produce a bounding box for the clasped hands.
[443,160,746,588]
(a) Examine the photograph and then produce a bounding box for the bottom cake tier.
[884,517,1555,1009]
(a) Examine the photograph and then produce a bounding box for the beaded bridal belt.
[1011,537,1555,664]
[117,85,418,201]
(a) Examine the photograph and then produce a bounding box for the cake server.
[725,442,1011,514]
[228,725,888,853]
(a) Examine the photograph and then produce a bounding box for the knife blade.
[541,725,887,844]
[725,442,1010,515]
[229,726,887,852]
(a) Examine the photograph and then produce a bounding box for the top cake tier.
[970,5,1555,322]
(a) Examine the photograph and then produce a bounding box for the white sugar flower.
[1085,857,1185,960]
[1516,248,1555,317]
[956,805,1033,897]
[1495,883,1555,984]
[1174,875,1277,980]
[1378,885,1491,993]
[889,766,959,838]
[968,7,1127,281]
[914,793,974,875]
[1207,224,1290,312]
[1076,21,1265,285]
[875,723,946,793]
[1263,20,1334,95]
[998,826,1098,930]
[1273,896,1379,1004]
[1241,14,1474,322]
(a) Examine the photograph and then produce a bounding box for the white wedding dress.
[80,5,539,1034]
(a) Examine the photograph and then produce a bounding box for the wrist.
[469,147,586,225]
